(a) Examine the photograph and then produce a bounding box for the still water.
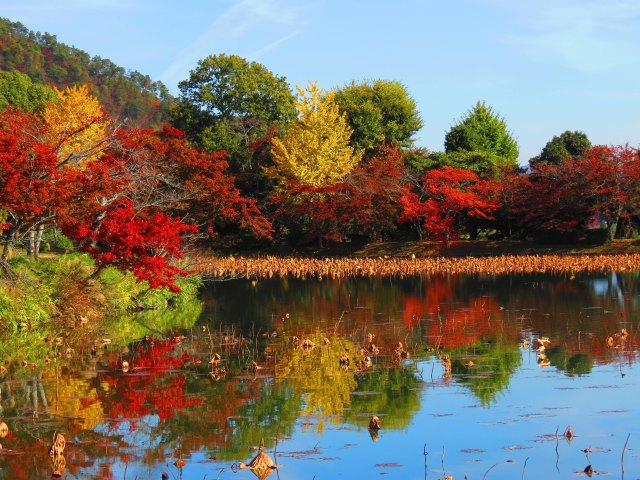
[1,272,639,479]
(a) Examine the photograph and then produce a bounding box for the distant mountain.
[0,17,173,126]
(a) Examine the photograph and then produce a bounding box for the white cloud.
[248,30,300,58]
[160,0,306,88]
[491,0,640,72]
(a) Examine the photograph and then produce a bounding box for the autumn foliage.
[512,146,640,237]
[271,144,404,245]
[4,70,640,281]
[57,125,272,288]
[43,84,110,165]
[400,166,501,242]
[269,82,363,187]
[0,98,271,288]
[0,109,65,225]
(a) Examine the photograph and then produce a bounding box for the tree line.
[0,18,172,126]
[1,50,638,291]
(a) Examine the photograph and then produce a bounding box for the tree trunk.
[1,228,14,263]
[34,224,45,258]
[614,218,627,239]
[85,263,106,283]
[1,228,17,278]
[27,228,35,257]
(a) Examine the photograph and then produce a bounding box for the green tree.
[444,101,519,171]
[171,54,296,171]
[269,82,363,187]
[0,70,56,113]
[530,130,592,168]
[424,150,513,177]
[333,79,422,155]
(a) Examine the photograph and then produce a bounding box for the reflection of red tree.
[0,434,120,480]
[128,338,197,371]
[99,339,203,429]
[402,277,453,328]
[554,320,639,366]
[401,276,515,348]
[104,375,202,423]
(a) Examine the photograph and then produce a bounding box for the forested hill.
[0,17,173,126]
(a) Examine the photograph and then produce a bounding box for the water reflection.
[0,271,639,479]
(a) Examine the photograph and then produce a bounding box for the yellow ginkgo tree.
[43,84,110,166]
[269,82,363,187]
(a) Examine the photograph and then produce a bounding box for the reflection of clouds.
[491,0,640,72]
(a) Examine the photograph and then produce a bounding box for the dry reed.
[193,254,640,279]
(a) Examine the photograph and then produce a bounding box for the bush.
[40,229,75,252]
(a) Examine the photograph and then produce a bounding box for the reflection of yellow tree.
[43,369,108,430]
[275,333,356,433]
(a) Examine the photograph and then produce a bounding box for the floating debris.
[237,450,281,480]
[174,448,186,468]
[368,343,380,356]
[49,432,66,478]
[339,352,350,368]
[209,353,222,367]
[301,339,315,351]
[368,415,380,431]
[565,426,574,441]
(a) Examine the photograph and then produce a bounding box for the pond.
[1,271,639,479]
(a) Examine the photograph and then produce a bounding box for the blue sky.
[1,0,639,164]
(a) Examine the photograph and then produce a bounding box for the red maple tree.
[399,166,501,243]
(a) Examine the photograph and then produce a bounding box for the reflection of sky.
[588,272,624,302]
[95,413,161,449]
[263,353,640,480]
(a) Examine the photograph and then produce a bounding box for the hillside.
[0,17,173,126]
